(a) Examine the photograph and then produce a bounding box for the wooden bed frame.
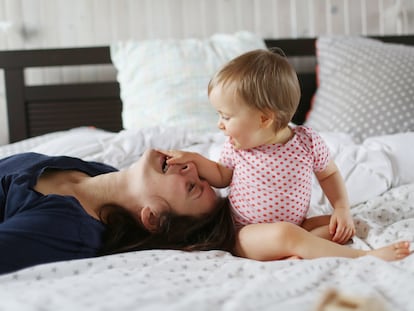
[1,35,413,143]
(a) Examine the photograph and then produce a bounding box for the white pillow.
[110,31,266,133]
[306,36,414,143]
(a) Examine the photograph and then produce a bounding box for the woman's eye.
[188,183,195,192]
[162,158,169,173]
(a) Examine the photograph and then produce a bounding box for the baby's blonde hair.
[208,48,301,131]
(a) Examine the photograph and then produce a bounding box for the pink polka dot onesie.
[219,126,330,227]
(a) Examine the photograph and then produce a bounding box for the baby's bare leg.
[234,222,410,262]
[301,215,332,240]
[302,215,353,244]
[367,242,411,261]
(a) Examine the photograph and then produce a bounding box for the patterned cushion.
[305,36,414,143]
[110,32,266,133]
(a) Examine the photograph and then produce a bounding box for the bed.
[0,32,413,311]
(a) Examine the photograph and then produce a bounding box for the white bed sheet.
[0,126,413,311]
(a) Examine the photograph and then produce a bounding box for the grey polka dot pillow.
[305,36,414,143]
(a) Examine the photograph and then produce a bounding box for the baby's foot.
[367,241,411,261]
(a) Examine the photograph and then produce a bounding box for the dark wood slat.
[0,46,111,68]
[293,73,317,125]
[265,38,316,56]
[4,69,28,142]
[370,35,414,45]
[264,35,414,57]
[25,82,120,101]
[26,99,122,137]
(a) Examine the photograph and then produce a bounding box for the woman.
[0,151,235,274]
[1,150,409,275]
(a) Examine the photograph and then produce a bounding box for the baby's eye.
[220,114,230,121]
[217,112,230,121]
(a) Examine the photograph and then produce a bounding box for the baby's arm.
[158,149,233,188]
[315,159,355,244]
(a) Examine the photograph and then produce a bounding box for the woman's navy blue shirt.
[0,152,118,274]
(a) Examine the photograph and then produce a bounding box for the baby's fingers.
[157,149,182,158]
[155,149,179,164]
[333,227,354,244]
[156,149,173,156]
[328,218,337,236]
[331,226,343,242]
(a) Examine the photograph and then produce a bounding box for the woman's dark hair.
[98,196,235,256]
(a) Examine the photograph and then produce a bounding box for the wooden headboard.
[1,35,413,143]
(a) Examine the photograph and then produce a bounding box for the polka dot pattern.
[219,126,330,226]
[306,36,414,143]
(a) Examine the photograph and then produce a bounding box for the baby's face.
[209,84,268,150]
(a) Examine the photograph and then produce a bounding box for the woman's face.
[133,149,218,218]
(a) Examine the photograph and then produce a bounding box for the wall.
[0,0,413,145]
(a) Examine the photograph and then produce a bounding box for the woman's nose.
[179,162,195,174]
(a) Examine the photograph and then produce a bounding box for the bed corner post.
[4,68,28,143]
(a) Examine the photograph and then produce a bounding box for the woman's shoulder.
[47,154,118,174]
[0,152,117,176]
[0,152,49,174]
[1,151,46,162]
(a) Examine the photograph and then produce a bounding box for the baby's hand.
[157,149,196,165]
[329,207,356,244]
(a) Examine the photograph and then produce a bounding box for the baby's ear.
[140,206,161,232]
[260,110,275,128]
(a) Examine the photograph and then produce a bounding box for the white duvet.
[0,126,413,311]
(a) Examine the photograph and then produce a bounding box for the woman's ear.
[140,206,160,232]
